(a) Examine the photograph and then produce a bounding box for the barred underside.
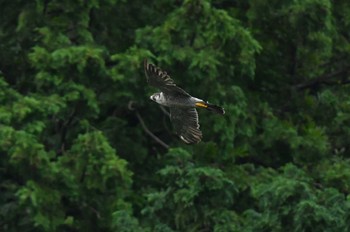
[170,107,202,144]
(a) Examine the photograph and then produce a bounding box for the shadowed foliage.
[1,0,350,231]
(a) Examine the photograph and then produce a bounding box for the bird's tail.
[195,102,225,115]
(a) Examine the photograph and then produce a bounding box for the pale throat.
[156,92,167,106]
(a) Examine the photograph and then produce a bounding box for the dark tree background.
[1,0,350,231]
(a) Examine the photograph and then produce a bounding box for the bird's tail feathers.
[195,102,225,115]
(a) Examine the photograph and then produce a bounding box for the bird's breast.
[162,94,195,107]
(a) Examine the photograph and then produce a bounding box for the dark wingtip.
[206,103,225,115]
[180,135,202,144]
[144,59,149,70]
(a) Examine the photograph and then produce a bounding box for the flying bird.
[144,59,225,144]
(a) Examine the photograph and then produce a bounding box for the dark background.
[1,0,350,231]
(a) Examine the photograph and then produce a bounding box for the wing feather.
[144,59,190,96]
[170,107,202,144]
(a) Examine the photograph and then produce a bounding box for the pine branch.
[295,66,350,90]
[128,101,170,150]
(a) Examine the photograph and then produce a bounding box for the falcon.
[144,59,225,144]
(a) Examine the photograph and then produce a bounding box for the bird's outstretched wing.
[170,107,202,144]
[144,59,190,96]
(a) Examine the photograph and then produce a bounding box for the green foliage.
[142,148,239,231]
[1,0,350,231]
[244,164,350,232]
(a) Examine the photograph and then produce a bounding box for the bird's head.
[150,93,161,102]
